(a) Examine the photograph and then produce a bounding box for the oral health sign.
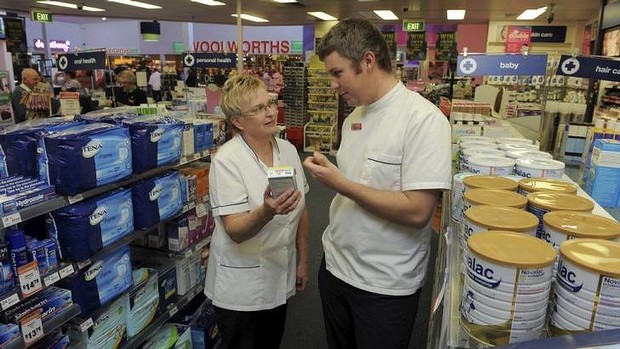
[456,54,548,77]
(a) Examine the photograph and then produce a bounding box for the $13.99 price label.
[18,262,42,297]
[21,310,44,344]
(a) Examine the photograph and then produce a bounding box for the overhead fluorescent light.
[36,1,105,11]
[274,0,298,3]
[447,9,466,20]
[307,12,337,21]
[517,6,547,20]
[231,14,269,23]
[373,10,398,20]
[107,0,161,9]
[191,0,225,5]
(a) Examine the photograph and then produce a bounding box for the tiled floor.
[565,165,620,221]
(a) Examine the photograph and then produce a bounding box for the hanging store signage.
[555,55,620,82]
[403,19,425,32]
[33,38,72,52]
[31,9,52,23]
[531,26,567,43]
[381,27,396,59]
[406,32,426,61]
[505,26,531,53]
[4,17,27,53]
[183,52,237,68]
[456,54,548,76]
[436,32,456,61]
[57,51,106,71]
[192,40,291,54]
[106,48,140,56]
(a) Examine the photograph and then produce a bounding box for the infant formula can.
[495,137,534,145]
[459,136,495,144]
[463,175,519,192]
[463,206,539,248]
[518,178,577,196]
[451,172,476,222]
[462,188,527,217]
[459,140,497,150]
[551,239,620,335]
[498,143,540,152]
[515,158,565,179]
[461,231,556,346]
[527,192,594,238]
[463,156,515,176]
[460,147,506,170]
[505,150,553,160]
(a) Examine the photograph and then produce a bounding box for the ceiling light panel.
[191,0,225,5]
[447,9,466,20]
[373,10,398,20]
[307,12,337,21]
[231,14,269,23]
[107,0,161,10]
[274,0,298,3]
[36,1,105,11]
[517,7,547,20]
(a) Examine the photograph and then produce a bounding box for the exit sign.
[31,9,52,22]
[403,19,424,32]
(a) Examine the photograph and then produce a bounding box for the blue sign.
[556,55,620,82]
[456,54,548,76]
[57,51,106,71]
[183,52,237,69]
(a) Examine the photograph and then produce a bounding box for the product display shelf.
[119,280,204,349]
[132,235,211,261]
[428,177,618,349]
[0,149,213,230]
[4,303,81,349]
[304,59,339,155]
[282,64,308,128]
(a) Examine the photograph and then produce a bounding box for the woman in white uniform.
[204,74,310,349]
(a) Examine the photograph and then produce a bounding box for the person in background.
[113,69,147,106]
[303,18,452,349]
[11,68,60,123]
[61,80,99,114]
[185,68,198,87]
[204,74,309,349]
[267,68,284,95]
[148,67,162,102]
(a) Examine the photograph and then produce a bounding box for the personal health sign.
[555,55,620,82]
[183,52,237,69]
[57,51,106,71]
[456,54,548,76]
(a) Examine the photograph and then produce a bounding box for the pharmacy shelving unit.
[304,57,339,155]
[282,63,308,128]
[0,148,215,348]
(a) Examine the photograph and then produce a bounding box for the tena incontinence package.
[67,292,130,349]
[0,117,77,178]
[127,268,160,337]
[47,188,134,261]
[37,120,88,184]
[122,115,184,173]
[77,107,138,126]
[132,171,183,229]
[42,123,133,195]
[61,244,132,315]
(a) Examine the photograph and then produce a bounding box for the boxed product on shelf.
[0,242,14,294]
[175,253,203,296]
[42,122,133,196]
[60,244,132,315]
[30,330,70,349]
[167,217,190,252]
[0,286,73,324]
[193,120,215,153]
[182,123,195,157]
[141,323,192,349]
[130,255,179,313]
[0,323,20,347]
[180,164,209,199]
[122,115,185,174]
[67,292,129,349]
[171,298,220,349]
[0,181,57,215]
[26,238,59,274]
[584,139,620,207]
[47,188,134,261]
[131,171,183,229]
[127,268,160,338]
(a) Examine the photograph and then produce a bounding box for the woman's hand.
[262,185,301,216]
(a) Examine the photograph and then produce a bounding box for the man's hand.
[303,152,347,191]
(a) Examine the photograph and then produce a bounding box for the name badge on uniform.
[351,122,362,130]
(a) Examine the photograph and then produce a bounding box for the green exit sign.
[31,9,53,22]
[403,19,424,32]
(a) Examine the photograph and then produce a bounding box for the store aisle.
[280,152,438,349]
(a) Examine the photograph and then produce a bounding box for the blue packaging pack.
[37,121,87,184]
[0,242,14,294]
[0,118,78,178]
[43,123,133,195]
[1,286,73,323]
[0,323,20,347]
[77,108,138,126]
[131,171,182,229]
[127,268,159,337]
[122,116,184,173]
[67,292,129,349]
[48,188,134,261]
[62,244,132,315]
[193,121,214,153]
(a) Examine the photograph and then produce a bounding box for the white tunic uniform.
[204,135,308,311]
[323,83,452,296]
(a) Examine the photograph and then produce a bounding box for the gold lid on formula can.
[463,176,518,191]
[468,231,557,268]
[464,188,528,209]
[464,206,539,232]
[518,178,577,194]
[527,192,594,212]
[544,211,620,240]
[559,239,620,278]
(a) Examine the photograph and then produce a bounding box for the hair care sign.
[505,26,532,53]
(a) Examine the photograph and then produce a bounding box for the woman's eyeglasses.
[240,99,278,117]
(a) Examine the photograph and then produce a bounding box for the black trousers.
[213,303,288,349]
[318,258,421,349]
[152,89,161,102]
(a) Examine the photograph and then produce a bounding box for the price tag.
[185,249,193,258]
[43,272,60,286]
[196,203,208,218]
[59,264,75,278]
[20,310,44,344]
[168,305,178,317]
[80,317,94,332]
[188,202,196,210]
[68,194,84,204]
[0,293,20,311]
[192,153,199,160]
[2,212,22,227]
[18,262,42,297]
[77,259,91,270]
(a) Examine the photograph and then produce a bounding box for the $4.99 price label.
[18,262,42,297]
[21,310,44,344]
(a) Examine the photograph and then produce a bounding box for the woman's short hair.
[220,74,266,131]
[116,70,137,84]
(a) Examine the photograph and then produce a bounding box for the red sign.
[504,26,532,53]
[192,40,290,54]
